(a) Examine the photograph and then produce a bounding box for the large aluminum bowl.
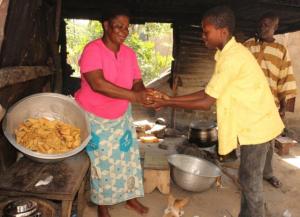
[2,93,91,163]
[168,154,221,192]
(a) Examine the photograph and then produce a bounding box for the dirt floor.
[83,143,300,217]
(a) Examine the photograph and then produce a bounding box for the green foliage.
[145,23,172,38]
[65,20,172,83]
[125,32,172,83]
[66,19,103,76]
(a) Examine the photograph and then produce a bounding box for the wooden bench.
[143,151,170,194]
[0,151,90,217]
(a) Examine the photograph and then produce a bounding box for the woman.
[75,7,149,217]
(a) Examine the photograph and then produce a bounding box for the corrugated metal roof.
[62,0,300,34]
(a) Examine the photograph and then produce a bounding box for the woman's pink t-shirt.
[75,39,141,119]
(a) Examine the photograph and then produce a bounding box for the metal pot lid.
[189,120,216,130]
[3,199,38,216]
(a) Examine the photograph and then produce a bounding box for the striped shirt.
[244,38,297,108]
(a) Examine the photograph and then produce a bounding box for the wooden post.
[170,23,180,129]
[51,0,63,93]
[55,0,62,43]
[0,0,9,53]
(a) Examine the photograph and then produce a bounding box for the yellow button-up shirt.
[205,37,284,155]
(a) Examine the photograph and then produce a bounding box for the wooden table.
[0,151,90,217]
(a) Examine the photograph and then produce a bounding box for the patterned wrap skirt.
[86,107,144,205]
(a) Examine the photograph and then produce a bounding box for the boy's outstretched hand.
[143,89,170,110]
[146,97,168,110]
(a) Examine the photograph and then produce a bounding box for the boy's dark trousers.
[263,140,275,179]
[239,141,271,217]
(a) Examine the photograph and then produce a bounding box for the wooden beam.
[0,0,9,53]
[0,66,54,89]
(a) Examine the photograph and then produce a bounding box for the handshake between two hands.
[140,89,170,110]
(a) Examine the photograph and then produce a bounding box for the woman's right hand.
[133,90,154,105]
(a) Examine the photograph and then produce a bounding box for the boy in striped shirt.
[244,12,297,188]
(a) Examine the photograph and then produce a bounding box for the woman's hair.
[102,6,131,22]
[202,6,235,34]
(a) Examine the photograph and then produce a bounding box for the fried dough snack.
[15,118,81,154]
[148,89,170,100]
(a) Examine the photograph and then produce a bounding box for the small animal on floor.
[163,194,189,217]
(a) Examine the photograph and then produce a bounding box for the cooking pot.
[3,199,41,217]
[188,120,217,147]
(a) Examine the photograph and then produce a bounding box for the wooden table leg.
[77,176,87,217]
[143,169,157,193]
[157,170,170,194]
[144,169,170,194]
[61,200,73,217]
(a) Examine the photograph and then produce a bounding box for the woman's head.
[102,7,131,45]
[201,6,235,49]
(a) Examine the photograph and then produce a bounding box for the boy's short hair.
[259,11,279,24]
[102,5,130,22]
[202,6,235,34]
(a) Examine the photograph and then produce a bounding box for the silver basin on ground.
[168,154,221,192]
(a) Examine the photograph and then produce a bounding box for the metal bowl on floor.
[168,154,221,192]
[2,93,91,163]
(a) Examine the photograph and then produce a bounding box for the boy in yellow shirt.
[147,6,284,217]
